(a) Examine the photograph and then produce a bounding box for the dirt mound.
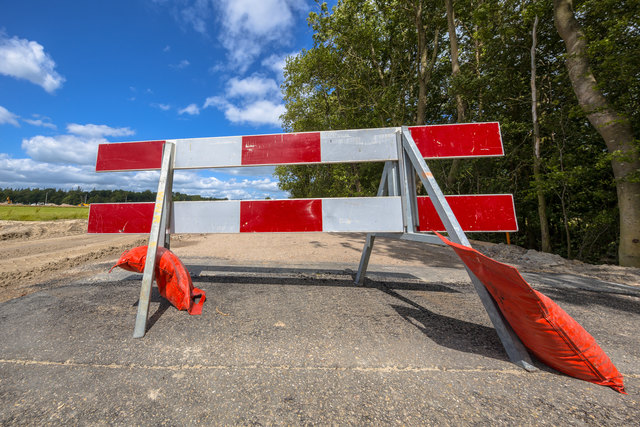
[0,219,144,302]
[0,219,88,241]
[477,243,640,287]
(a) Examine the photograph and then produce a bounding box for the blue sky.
[0,0,327,199]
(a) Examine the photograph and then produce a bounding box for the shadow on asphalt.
[193,274,460,293]
[128,266,506,361]
[131,287,173,333]
[336,233,465,270]
[124,264,639,370]
[534,286,640,316]
[375,283,509,362]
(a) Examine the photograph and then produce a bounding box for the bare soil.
[0,220,144,302]
[1,219,638,303]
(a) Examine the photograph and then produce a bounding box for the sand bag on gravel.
[110,246,206,315]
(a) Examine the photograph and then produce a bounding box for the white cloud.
[178,103,200,115]
[215,0,309,71]
[203,96,225,110]
[227,76,279,99]
[20,123,135,165]
[0,105,20,126]
[0,155,99,189]
[180,0,212,35]
[0,32,65,93]
[151,103,171,111]
[66,123,135,138]
[22,134,103,165]
[23,118,57,129]
[203,75,284,126]
[207,98,284,126]
[170,59,190,69]
[261,52,296,79]
[154,1,308,72]
[208,63,225,74]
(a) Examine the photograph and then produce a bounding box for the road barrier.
[89,123,534,371]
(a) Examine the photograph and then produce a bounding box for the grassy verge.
[0,205,89,221]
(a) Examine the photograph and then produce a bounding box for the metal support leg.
[163,168,174,250]
[400,128,535,371]
[133,142,175,338]
[355,234,376,285]
[396,132,416,233]
[355,161,393,285]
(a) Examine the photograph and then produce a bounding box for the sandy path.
[1,219,638,303]
[170,232,640,286]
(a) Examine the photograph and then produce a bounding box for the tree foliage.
[276,0,640,264]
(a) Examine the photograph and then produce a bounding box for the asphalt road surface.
[1,235,638,425]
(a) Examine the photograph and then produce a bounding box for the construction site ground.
[0,220,639,424]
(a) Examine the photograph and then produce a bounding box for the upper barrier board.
[95,123,503,172]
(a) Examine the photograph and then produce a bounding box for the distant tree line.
[0,187,225,205]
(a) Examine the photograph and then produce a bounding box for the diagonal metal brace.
[133,142,175,338]
[400,128,535,371]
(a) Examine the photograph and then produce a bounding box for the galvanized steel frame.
[355,129,535,371]
[127,130,535,372]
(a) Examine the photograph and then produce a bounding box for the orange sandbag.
[435,232,625,393]
[110,246,206,315]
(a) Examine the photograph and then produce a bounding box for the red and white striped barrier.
[91,122,516,236]
[92,122,534,371]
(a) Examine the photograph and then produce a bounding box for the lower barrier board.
[87,195,517,234]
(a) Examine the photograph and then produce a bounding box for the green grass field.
[0,205,89,221]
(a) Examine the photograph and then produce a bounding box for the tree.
[444,0,464,188]
[530,15,552,252]
[278,0,638,264]
[277,0,447,197]
[553,0,640,266]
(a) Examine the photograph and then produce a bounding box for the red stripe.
[88,203,154,233]
[240,199,323,232]
[96,141,165,172]
[241,133,321,165]
[417,195,517,232]
[409,123,503,158]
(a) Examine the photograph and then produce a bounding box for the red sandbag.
[110,246,206,315]
[435,232,625,393]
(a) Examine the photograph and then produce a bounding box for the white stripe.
[172,200,240,233]
[322,197,403,232]
[320,128,399,163]
[173,136,242,169]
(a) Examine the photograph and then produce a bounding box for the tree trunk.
[554,0,640,266]
[415,1,427,126]
[531,15,552,253]
[445,0,465,189]
[414,2,439,126]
